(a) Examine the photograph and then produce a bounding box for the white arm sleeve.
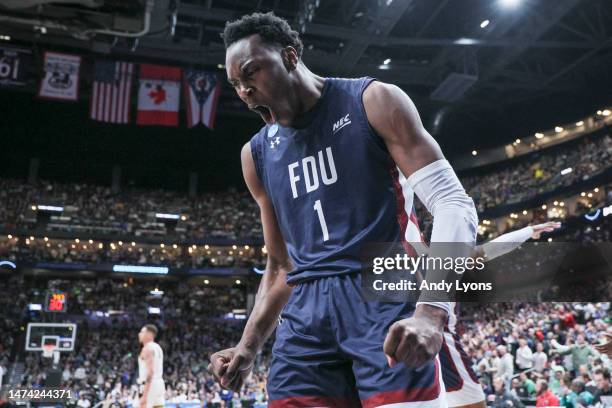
[408,159,479,315]
[479,226,533,261]
[409,159,479,243]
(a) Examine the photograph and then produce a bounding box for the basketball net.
[42,344,56,359]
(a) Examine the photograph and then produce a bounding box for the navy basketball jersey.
[250,77,420,283]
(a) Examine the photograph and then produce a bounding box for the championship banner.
[137,63,181,126]
[38,51,81,101]
[0,46,34,90]
[183,69,221,129]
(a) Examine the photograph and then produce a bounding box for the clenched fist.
[208,345,256,392]
[383,305,446,369]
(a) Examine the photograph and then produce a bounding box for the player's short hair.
[143,324,158,338]
[222,12,304,58]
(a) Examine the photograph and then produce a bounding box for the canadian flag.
[137,64,182,126]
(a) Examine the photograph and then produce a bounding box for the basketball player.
[209,12,479,407]
[136,324,165,408]
[437,221,561,408]
[367,170,559,408]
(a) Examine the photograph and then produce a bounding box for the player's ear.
[282,47,298,72]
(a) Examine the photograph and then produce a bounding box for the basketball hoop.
[42,344,56,358]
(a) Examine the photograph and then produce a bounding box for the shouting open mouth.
[249,104,276,124]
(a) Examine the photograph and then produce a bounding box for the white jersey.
[139,342,164,381]
[447,302,458,333]
[398,180,482,407]
[137,342,165,408]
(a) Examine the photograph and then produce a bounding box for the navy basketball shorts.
[267,273,446,407]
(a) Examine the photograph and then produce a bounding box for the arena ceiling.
[1,0,611,151]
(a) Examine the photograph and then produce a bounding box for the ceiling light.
[500,0,521,8]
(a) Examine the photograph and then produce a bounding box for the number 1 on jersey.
[313,199,330,242]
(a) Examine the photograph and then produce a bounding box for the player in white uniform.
[398,174,560,407]
[440,222,561,407]
[136,324,165,408]
[398,167,561,407]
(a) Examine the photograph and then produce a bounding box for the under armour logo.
[270,136,281,148]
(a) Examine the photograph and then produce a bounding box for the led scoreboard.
[45,291,67,313]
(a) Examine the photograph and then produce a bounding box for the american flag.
[90,61,134,123]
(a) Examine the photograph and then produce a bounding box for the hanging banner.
[184,69,221,129]
[38,51,81,101]
[0,46,34,89]
[90,60,134,124]
[137,63,181,126]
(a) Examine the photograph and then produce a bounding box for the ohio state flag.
[137,64,181,126]
[184,69,221,129]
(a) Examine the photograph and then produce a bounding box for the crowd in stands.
[0,277,268,407]
[1,132,610,243]
[0,236,265,269]
[0,189,610,405]
[0,179,262,241]
[461,133,612,213]
[1,126,611,407]
[459,302,611,407]
[0,274,609,407]
[3,193,610,272]
[1,202,610,407]
[1,175,611,272]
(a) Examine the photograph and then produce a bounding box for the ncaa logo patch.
[267,124,279,138]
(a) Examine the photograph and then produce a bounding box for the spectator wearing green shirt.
[519,371,536,397]
[552,334,598,374]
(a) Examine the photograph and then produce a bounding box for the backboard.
[25,323,77,352]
